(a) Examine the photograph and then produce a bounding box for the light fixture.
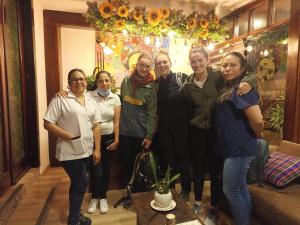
[104,46,113,55]
[122,29,128,36]
[253,19,263,29]
[167,31,176,39]
[145,36,151,45]
[246,45,253,52]
[155,37,161,48]
[263,49,269,56]
[207,43,215,51]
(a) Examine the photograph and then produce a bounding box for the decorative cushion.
[264,151,300,188]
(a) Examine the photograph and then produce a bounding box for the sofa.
[249,140,300,225]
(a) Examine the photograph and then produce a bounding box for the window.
[251,2,268,31]
[274,0,290,23]
[237,12,249,36]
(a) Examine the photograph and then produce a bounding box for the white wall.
[60,27,96,89]
[32,0,49,174]
[168,38,194,75]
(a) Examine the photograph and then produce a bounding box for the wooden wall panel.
[284,0,300,142]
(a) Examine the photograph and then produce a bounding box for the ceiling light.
[104,46,113,55]
[207,43,215,51]
[145,36,151,45]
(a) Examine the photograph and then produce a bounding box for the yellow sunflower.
[115,19,125,29]
[99,2,114,19]
[160,8,170,19]
[133,10,143,21]
[187,19,197,29]
[147,9,162,26]
[199,18,209,28]
[117,5,129,18]
[199,29,209,39]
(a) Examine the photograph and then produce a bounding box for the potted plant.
[263,95,284,143]
[149,152,180,208]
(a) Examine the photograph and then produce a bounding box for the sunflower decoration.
[187,18,197,29]
[117,5,129,18]
[211,15,220,28]
[99,2,114,19]
[199,29,209,39]
[160,8,170,19]
[147,9,162,26]
[133,9,143,22]
[199,18,209,28]
[160,21,169,31]
[115,19,125,29]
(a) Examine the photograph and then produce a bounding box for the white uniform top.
[87,90,121,135]
[44,91,102,161]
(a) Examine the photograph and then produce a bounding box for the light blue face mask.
[97,88,111,97]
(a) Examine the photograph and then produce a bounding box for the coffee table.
[132,191,203,225]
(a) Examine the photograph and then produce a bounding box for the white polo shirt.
[44,92,102,161]
[87,90,121,135]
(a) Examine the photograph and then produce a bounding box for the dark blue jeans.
[61,156,91,225]
[223,156,255,225]
[90,133,115,199]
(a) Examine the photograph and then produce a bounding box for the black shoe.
[79,213,92,225]
[180,191,190,201]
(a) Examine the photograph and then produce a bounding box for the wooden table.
[132,191,202,225]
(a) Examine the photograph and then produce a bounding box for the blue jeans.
[223,156,255,225]
[61,157,91,225]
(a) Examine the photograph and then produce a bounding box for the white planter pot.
[154,190,172,208]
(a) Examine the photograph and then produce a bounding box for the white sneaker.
[99,198,109,214]
[87,198,98,214]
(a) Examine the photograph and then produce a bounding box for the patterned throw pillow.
[264,151,300,188]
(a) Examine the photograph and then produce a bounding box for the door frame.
[43,10,89,166]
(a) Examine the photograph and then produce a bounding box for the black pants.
[90,133,115,199]
[190,126,222,207]
[159,126,191,193]
[61,157,90,225]
[119,135,144,186]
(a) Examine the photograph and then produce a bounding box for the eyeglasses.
[69,77,86,83]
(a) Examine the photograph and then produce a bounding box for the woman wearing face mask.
[182,46,256,225]
[216,52,263,225]
[44,68,101,225]
[154,49,191,200]
[87,70,121,214]
[119,52,157,187]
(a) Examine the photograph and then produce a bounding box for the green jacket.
[119,76,158,139]
[182,67,257,129]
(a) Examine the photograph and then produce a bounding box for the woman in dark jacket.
[216,52,263,225]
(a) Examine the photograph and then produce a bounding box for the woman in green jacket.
[119,52,157,187]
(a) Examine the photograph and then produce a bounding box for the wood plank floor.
[5,167,257,225]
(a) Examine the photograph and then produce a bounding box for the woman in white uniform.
[44,68,102,225]
[87,70,121,214]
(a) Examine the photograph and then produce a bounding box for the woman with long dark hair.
[216,52,263,225]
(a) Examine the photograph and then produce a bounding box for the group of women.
[44,45,263,225]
